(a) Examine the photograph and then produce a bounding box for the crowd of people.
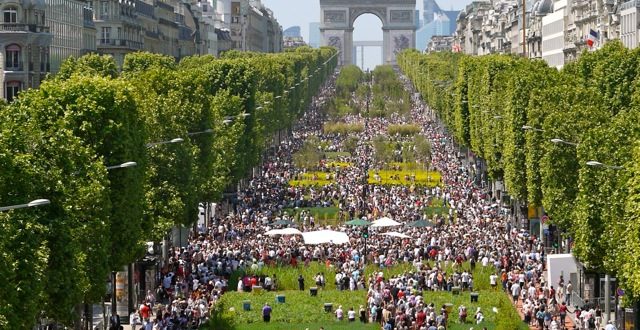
[117,67,602,330]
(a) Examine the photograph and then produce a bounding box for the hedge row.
[398,41,640,302]
[0,47,338,327]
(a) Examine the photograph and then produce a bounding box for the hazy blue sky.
[261,0,470,69]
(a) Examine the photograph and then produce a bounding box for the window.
[100,1,108,17]
[101,26,111,43]
[5,44,21,70]
[3,6,17,23]
[40,50,49,72]
[5,81,21,102]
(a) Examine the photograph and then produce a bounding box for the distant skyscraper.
[417,0,458,51]
[416,13,452,51]
[284,26,302,38]
[309,22,321,48]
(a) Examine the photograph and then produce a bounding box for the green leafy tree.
[0,100,110,325]
[621,143,640,301]
[122,52,177,73]
[56,53,119,80]
[413,135,432,166]
[573,110,640,270]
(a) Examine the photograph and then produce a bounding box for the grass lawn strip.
[286,207,343,226]
[324,152,352,160]
[234,322,378,330]
[368,169,442,187]
[217,290,369,326]
[219,263,527,330]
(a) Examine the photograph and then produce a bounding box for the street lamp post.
[145,138,184,148]
[522,125,544,132]
[0,198,50,212]
[105,161,141,328]
[362,69,371,278]
[550,138,578,146]
[585,160,624,170]
[187,129,214,137]
[105,162,137,171]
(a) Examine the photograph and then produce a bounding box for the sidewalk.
[514,297,576,330]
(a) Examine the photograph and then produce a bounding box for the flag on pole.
[587,29,599,47]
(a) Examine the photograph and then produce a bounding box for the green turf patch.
[324,152,352,160]
[424,197,450,217]
[324,161,352,168]
[285,207,344,226]
[214,290,369,327]
[289,172,336,187]
[233,322,378,330]
[216,263,528,330]
[230,263,414,293]
[368,168,442,187]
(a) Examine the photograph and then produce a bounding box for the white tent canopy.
[372,216,401,227]
[265,228,303,236]
[302,230,350,245]
[380,232,411,239]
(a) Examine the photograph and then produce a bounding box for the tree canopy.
[0,48,338,327]
[398,41,640,302]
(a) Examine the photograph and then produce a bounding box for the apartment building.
[426,35,455,52]
[0,0,282,101]
[620,0,639,48]
[227,0,281,53]
[0,0,51,101]
[453,0,627,66]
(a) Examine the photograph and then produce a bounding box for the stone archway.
[320,0,416,66]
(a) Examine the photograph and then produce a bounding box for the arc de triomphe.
[320,0,417,66]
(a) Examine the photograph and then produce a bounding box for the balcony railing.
[575,11,599,23]
[158,17,177,28]
[98,39,143,49]
[145,30,160,38]
[0,23,50,33]
[155,0,174,12]
[572,0,590,8]
[5,62,24,71]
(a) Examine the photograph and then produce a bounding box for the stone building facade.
[0,0,52,101]
[453,0,626,68]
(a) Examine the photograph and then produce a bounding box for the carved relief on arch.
[349,7,387,27]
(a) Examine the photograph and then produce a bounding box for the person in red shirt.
[558,302,568,329]
[416,309,426,328]
[139,302,152,322]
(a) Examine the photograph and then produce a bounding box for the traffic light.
[362,227,369,239]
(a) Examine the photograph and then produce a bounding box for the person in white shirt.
[347,307,356,322]
[264,276,273,291]
[475,307,484,324]
[481,256,489,267]
[129,311,140,330]
[605,320,618,330]
[335,305,344,321]
[511,281,521,302]
[489,273,498,289]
